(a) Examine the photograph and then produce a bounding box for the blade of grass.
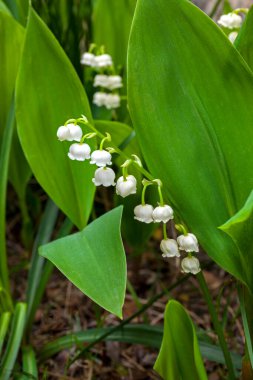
[238,285,253,369]
[0,98,15,309]
[0,312,11,358]
[25,199,58,334]
[26,217,73,336]
[20,346,38,380]
[0,302,26,380]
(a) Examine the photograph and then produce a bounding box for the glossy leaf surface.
[154,300,207,380]
[16,8,95,229]
[40,207,126,318]
[128,0,253,289]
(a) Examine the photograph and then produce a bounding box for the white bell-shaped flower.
[116,175,137,198]
[80,52,96,66]
[93,92,107,107]
[181,256,201,275]
[94,54,113,68]
[90,150,112,167]
[160,239,180,258]
[228,31,238,43]
[57,125,70,141]
[93,75,109,88]
[152,205,174,223]
[217,13,242,29]
[177,233,199,252]
[104,94,121,109]
[134,204,154,223]
[66,123,83,142]
[68,143,91,161]
[92,167,116,187]
[107,75,123,90]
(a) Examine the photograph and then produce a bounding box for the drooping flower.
[57,124,82,142]
[80,52,96,66]
[67,124,83,142]
[93,92,107,107]
[92,167,116,187]
[177,233,199,252]
[116,175,137,198]
[57,125,70,141]
[160,239,180,258]
[94,54,113,68]
[217,13,242,29]
[152,205,174,223]
[228,31,238,43]
[93,75,110,88]
[90,150,112,167]
[107,75,123,90]
[68,143,91,161]
[104,94,121,109]
[134,204,154,223]
[181,256,201,275]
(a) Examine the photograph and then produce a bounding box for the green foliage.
[220,190,253,270]
[40,206,126,318]
[92,0,136,68]
[128,0,253,290]
[0,303,27,380]
[154,300,207,380]
[235,6,253,70]
[0,11,30,200]
[16,8,96,230]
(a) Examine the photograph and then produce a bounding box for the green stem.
[157,185,164,206]
[77,118,153,181]
[0,99,15,309]
[162,223,168,240]
[196,271,236,380]
[67,271,193,366]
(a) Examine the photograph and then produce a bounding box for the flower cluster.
[57,116,201,275]
[81,48,122,110]
[217,9,248,44]
[133,179,200,275]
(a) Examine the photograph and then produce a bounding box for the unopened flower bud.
[181,256,201,275]
[177,233,199,252]
[80,52,96,66]
[68,143,91,161]
[228,31,238,43]
[134,204,154,223]
[160,239,180,258]
[90,150,112,167]
[218,13,242,29]
[57,125,70,141]
[94,54,113,68]
[152,205,173,223]
[92,167,116,187]
[116,175,137,198]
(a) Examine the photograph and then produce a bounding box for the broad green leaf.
[16,8,96,229]
[235,6,253,70]
[0,1,11,15]
[154,300,207,380]
[94,120,132,146]
[92,0,136,67]
[220,190,253,263]
[0,11,30,200]
[3,0,29,25]
[39,207,126,318]
[128,0,253,289]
